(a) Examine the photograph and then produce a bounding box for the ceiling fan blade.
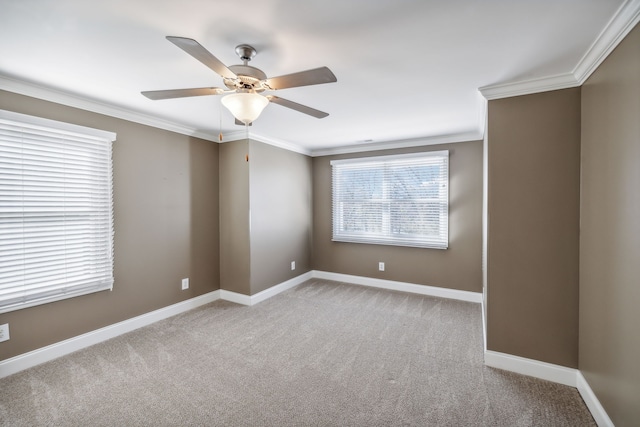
[166,36,237,79]
[264,66,337,90]
[141,87,225,100]
[235,119,252,126]
[267,95,329,118]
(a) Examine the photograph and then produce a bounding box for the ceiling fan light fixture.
[221,92,269,125]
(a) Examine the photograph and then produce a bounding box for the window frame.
[331,150,449,250]
[0,109,115,314]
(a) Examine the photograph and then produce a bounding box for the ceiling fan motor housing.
[225,65,268,91]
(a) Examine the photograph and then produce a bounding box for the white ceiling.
[0,0,637,155]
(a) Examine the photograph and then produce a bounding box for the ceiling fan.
[142,36,337,125]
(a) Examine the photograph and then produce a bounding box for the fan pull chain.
[245,124,249,162]
[218,107,223,142]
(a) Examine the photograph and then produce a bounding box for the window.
[0,110,115,314]
[331,151,449,249]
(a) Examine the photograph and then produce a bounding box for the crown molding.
[0,75,222,143]
[310,131,483,157]
[216,130,313,156]
[479,73,579,101]
[479,0,640,100]
[574,0,640,84]
[218,130,248,142]
[1,74,321,155]
[249,132,313,156]
[5,0,638,152]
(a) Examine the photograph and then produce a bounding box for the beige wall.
[0,91,220,360]
[486,88,581,367]
[312,141,483,293]
[219,140,251,295]
[249,141,313,294]
[4,23,638,424]
[580,23,640,425]
[219,140,313,296]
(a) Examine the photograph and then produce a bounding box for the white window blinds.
[331,151,449,249]
[0,110,115,314]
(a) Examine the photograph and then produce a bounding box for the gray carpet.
[0,279,595,426]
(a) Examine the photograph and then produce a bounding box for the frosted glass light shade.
[221,92,269,125]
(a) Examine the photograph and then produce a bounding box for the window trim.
[0,109,116,314]
[331,150,449,249]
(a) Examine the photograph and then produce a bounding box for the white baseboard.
[311,270,483,303]
[219,271,313,306]
[0,272,615,427]
[250,271,314,305]
[0,271,479,378]
[219,289,252,306]
[0,290,220,379]
[485,350,614,426]
[484,350,577,387]
[222,271,614,426]
[577,371,614,427]
[0,271,314,378]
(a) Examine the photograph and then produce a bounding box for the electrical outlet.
[379,262,385,271]
[181,278,189,290]
[0,323,9,343]
[291,261,296,271]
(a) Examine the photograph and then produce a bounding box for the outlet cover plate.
[378,262,385,271]
[181,278,189,290]
[0,323,9,342]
